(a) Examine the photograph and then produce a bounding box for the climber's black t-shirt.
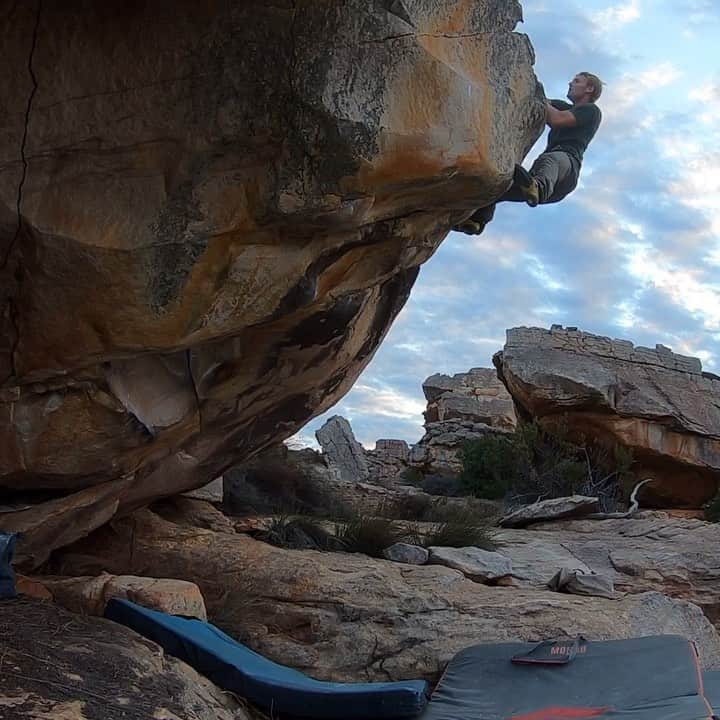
[546,100,601,164]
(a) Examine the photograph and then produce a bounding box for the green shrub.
[704,491,720,522]
[460,420,636,509]
[422,521,497,551]
[399,467,424,485]
[459,433,521,499]
[335,516,403,558]
[255,515,341,551]
[377,494,436,521]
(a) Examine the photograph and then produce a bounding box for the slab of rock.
[316,416,370,483]
[383,543,429,565]
[0,598,255,720]
[52,509,720,681]
[27,572,207,620]
[499,496,600,528]
[183,477,224,503]
[495,326,720,506]
[423,369,516,429]
[428,546,512,582]
[0,1,544,565]
[496,515,720,625]
[154,496,239,535]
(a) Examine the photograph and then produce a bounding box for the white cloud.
[525,255,568,291]
[285,432,320,450]
[624,245,720,331]
[344,382,426,421]
[593,0,641,29]
[603,63,683,123]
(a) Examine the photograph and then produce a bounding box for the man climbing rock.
[455,72,603,234]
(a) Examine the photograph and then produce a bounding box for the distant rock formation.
[366,439,412,485]
[0,1,544,565]
[316,416,370,483]
[310,370,516,484]
[423,369,516,429]
[410,369,516,476]
[495,326,720,506]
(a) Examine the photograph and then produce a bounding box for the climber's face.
[567,74,592,103]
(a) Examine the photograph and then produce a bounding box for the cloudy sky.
[297,0,720,449]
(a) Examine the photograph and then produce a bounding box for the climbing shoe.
[513,164,539,207]
[452,205,496,235]
[452,220,484,235]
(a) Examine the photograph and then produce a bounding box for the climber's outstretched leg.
[507,152,579,206]
[452,150,580,235]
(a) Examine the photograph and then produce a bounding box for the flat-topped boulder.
[495,326,720,506]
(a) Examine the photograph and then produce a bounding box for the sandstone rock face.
[405,369,516,478]
[316,416,370,483]
[0,2,544,563]
[1,598,255,720]
[26,572,207,619]
[366,439,411,485]
[53,507,720,681]
[223,444,347,515]
[423,368,516,428]
[495,326,720,506]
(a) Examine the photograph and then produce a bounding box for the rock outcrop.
[316,416,370,483]
[0,2,544,564]
[19,572,207,619]
[406,368,516,477]
[0,598,256,719]
[366,439,411,485]
[53,505,720,681]
[423,368,516,428]
[495,326,720,506]
[409,420,511,475]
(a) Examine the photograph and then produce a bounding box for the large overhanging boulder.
[0,2,544,563]
[495,326,720,506]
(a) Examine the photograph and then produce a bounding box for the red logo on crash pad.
[510,708,609,719]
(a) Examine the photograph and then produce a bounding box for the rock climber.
[455,72,603,234]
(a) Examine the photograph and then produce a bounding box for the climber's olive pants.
[530,151,580,204]
[498,150,580,205]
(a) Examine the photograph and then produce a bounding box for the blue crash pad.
[0,532,17,599]
[105,598,429,719]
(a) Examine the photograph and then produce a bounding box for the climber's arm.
[545,100,577,129]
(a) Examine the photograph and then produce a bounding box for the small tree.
[460,434,522,499]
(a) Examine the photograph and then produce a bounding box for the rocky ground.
[43,498,720,683]
[0,597,259,720]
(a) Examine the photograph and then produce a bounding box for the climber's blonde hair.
[579,72,603,102]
